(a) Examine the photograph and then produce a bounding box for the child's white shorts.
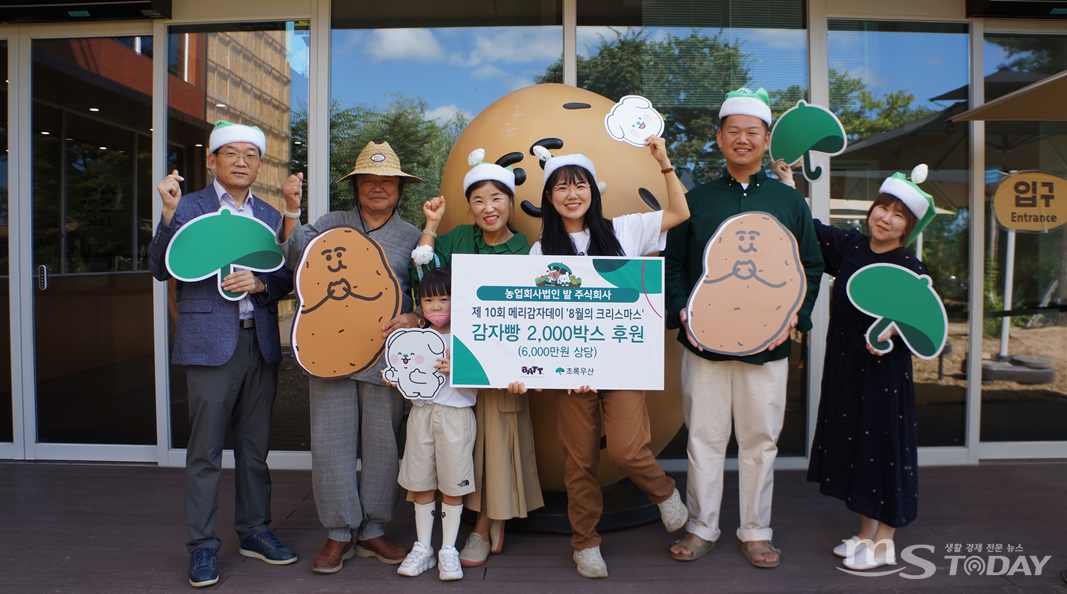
[398,402,476,497]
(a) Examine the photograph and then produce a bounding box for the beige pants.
[398,403,477,497]
[680,350,788,543]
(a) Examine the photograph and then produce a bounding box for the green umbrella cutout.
[165,209,286,301]
[769,100,847,182]
[846,263,948,360]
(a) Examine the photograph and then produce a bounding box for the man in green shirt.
[663,88,823,567]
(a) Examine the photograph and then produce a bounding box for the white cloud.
[334,30,364,57]
[467,63,535,93]
[470,64,509,80]
[445,28,563,68]
[425,104,472,123]
[364,29,447,63]
[733,27,806,51]
[503,74,536,92]
[847,66,889,88]
[577,27,620,58]
[924,54,944,68]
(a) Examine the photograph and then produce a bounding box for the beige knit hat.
[336,141,422,184]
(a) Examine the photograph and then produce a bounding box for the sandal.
[741,540,781,568]
[670,534,716,561]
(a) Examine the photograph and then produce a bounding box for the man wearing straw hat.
[278,141,425,573]
[150,120,299,587]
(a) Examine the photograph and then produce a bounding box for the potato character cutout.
[383,328,446,400]
[686,212,806,356]
[292,226,400,378]
[437,83,683,491]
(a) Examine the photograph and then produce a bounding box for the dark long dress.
[806,221,925,528]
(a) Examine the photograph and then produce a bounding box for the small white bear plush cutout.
[604,95,665,147]
[383,328,446,400]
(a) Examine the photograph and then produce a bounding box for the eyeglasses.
[216,151,261,164]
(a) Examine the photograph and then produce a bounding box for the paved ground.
[1,461,1065,593]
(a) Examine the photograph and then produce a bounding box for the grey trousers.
[185,327,278,553]
[310,377,406,542]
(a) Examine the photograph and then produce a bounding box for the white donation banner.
[450,254,665,391]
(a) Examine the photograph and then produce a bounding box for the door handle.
[38,265,47,290]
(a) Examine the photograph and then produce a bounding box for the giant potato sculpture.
[438,84,685,491]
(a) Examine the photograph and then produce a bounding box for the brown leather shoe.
[312,538,355,574]
[355,535,408,565]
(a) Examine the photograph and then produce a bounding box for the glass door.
[30,34,156,451]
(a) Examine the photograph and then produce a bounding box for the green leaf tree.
[536,28,753,184]
[292,92,468,229]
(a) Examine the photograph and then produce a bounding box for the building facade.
[1,0,1065,469]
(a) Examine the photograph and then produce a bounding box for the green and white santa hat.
[533,146,607,195]
[463,148,517,194]
[209,120,266,156]
[879,164,936,243]
[719,87,772,127]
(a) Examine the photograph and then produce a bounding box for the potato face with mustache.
[292,227,400,378]
[686,212,806,356]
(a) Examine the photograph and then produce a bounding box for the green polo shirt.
[410,224,531,283]
[664,168,824,365]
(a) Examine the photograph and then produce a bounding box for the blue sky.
[287,26,1023,125]
[829,30,971,110]
[322,26,809,125]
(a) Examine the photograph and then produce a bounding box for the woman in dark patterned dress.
[804,168,938,571]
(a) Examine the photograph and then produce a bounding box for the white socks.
[440,503,464,550]
[415,501,435,547]
[414,500,464,550]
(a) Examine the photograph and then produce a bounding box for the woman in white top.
[526,136,691,579]
[529,136,689,257]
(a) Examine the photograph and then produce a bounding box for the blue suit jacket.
[148,185,294,367]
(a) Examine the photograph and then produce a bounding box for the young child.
[388,267,477,581]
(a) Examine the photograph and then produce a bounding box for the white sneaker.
[843,542,896,571]
[397,541,436,577]
[833,535,862,558]
[438,546,463,581]
[657,488,688,532]
[573,545,608,579]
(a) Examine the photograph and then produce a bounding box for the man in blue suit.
[148,121,298,587]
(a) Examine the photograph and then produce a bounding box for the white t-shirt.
[530,211,666,257]
[411,332,477,409]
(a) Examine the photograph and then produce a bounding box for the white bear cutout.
[604,95,666,147]
[383,329,446,400]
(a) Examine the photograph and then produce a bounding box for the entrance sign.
[451,254,665,390]
[993,171,1067,233]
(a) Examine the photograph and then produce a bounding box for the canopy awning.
[950,68,1067,122]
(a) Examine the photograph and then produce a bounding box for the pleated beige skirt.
[464,388,544,519]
